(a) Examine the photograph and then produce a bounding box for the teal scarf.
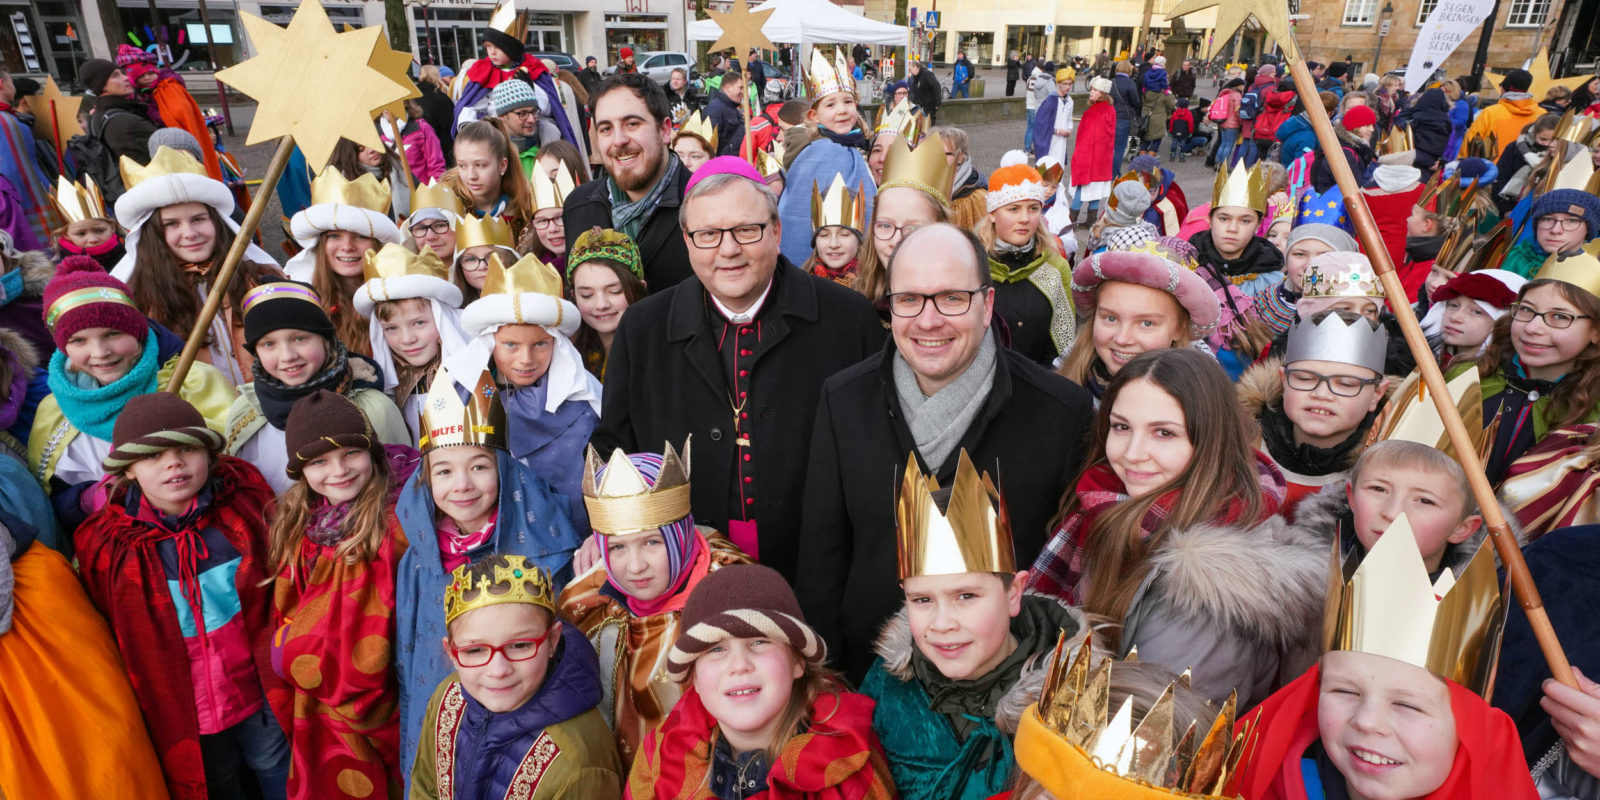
[47,329,162,441]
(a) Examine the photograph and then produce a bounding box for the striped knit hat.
[102,391,224,472]
[42,255,148,350]
[665,563,826,681]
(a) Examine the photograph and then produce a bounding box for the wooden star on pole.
[216,0,412,170]
[708,0,775,56]
[368,35,423,121]
[1495,47,1591,101]
[27,75,84,147]
[1167,0,1296,61]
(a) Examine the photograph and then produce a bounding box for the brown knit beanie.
[665,563,826,681]
[102,392,224,473]
[283,390,380,479]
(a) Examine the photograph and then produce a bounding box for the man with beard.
[563,72,693,291]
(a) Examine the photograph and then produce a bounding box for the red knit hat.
[42,255,147,350]
[1340,104,1377,131]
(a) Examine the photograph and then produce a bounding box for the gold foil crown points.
[1555,107,1596,145]
[1322,515,1507,696]
[804,47,855,100]
[531,161,576,212]
[675,110,719,151]
[443,555,556,625]
[1378,123,1414,156]
[1036,634,1256,795]
[756,144,785,179]
[52,175,109,224]
[582,439,694,536]
[411,178,467,219]
[1211,161,1269,214]
[486,0,526,39]
[483,252,564,300]
[1371,368,1487,460]
[881,137,956,207]
[895,450,1015,579]
[454,214,515,252]
[810,175,866,232]
[309,167,393,214]
[120,146,209,190]
[419,366,509,452]
[1463,132,1498,161]
[363,242,450,282]
[875,99,926,144]
[1534,245,1600,302]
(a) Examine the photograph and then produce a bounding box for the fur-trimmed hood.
[1293,477,1525,578]
[0,327,39,374]
[8,250,54,299]
[1237,355,1402,424]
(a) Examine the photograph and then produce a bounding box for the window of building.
[1505,0,1550,26]
[1416,0,1437,23]
[1342,0,1377,24]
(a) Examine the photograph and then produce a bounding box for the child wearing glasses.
[450,215,519,306]
[411,554,622,799]
[1500,189,1600,278]
[406,179,467,267]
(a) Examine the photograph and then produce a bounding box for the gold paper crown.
[1417,173,1482,219]
[1437,216,1512,275]
[51,175,109,224]
[1323,515,1507,696]
[531,161,576,213]
[443,555,555,625]
[1026,634,1257,797]
[1210,161,1269,214]
[804,47,855,100]
[1534,242,1600,302]
[1462,132,1498,161]
[874,99,926,144]
[582,439,693,536]
[485,0,526,40]
[881,137,956,207]
[410,178,467,219]
[420,366,509,452]
[309,167,392,214]
[1537,145,1596,195]
[454,214,515,252]
[810,175,866,232]
[1300,257,1385,301]
[363,242,450,282]
[483,252,564,300]
[1377,123,1414,157]
[1370,368,1490,461]
[896,450,1015,579]
[1106,170,1157,216]
[120,146,209,190]
[674,110,718,151]
[1555,107,1596,145]
[1035,158,1064,185]
[756,142,785,179]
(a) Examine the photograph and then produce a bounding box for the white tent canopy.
[687,0,908,47]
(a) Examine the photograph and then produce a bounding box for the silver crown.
[1283,313,1388,375]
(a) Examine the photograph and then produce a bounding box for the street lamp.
[414,0,438,66]
[1372,0,1393,75]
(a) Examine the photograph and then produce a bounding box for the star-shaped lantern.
[708,0,775,57]
[28,75,84,149]
[1495,47,1591,102]
[216,0,413,170]
[1167,0,1294,60]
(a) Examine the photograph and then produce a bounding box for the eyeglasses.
[687,222,768,249]
[448,630,554,668]
[459,254,491,271]
[1285,368,1381,397]
[872,220,923,241]
[532,216,563,231]
[886,288,988,317]
[506,108,538,119]
[1512,303,1592,329]
[410,220,453,237]
[1536,216,1585,232]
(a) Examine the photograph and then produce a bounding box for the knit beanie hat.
[1285,223,1359,254]
[1130,154,1160,175]
[665,563,826,681]
[987,164,1050,212]
[1340,104,1377,131]
[1102,180,1154,226]
[148,127,204,164]
[490,79,539,117]
[242,281,338,352]
[1501,69,1533,93]
[101,391,224,473]
[81,59,116,95]
[1532,188,1600,241]
[482,28,526,66]
[1090,76,1113,94]
[115,44,157,67]
[42,255,147,350]
[1327,62,1348,79]
[283,390,381,479]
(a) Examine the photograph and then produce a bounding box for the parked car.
[635,51,698,84]
[530,51,579,72]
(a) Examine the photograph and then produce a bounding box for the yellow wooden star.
[368,35,423,121]
[215,0,412,170]
[708,0,775,56]
[1167,0,1294,60]
[27,75,84,147]
[1495,47,1590,101]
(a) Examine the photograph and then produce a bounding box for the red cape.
[1071,102,1117,187]
[1360,186,1425,296]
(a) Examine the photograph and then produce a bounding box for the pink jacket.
[401,121,446,183]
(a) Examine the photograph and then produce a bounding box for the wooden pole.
[49,99,63,166]
[1285,58,1576,688]
[741,65,753,162]
[164,137,295,392]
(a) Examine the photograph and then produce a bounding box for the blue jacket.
[777,140,876,264]
[706,92,746,158]
[502,382,597,532]
[1277,114,1317,166]
[394,449,582,786]
[954,60,971,85]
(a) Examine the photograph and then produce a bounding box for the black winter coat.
[89,95,158,165]
[1170,68,1197,99]
[911,69,943,112]
[417,82,456,167]
[589,262,886,583]
[706,91,746,157]
[562,162,694,292]
[1112,73,1142,120]
[1407,88,1452,175]
[795,342,1094,681]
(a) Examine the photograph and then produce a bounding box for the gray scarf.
[893,330,998,468]
[0,518,14,635]
[609,153,683,240]
[951,157,975,198]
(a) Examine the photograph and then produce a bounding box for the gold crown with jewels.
[444,555,555,625]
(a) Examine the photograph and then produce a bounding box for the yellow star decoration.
[216,0,412,170]
[1496,47,1591,102]
[368,34,423,121]
[27,75,84,146]
[1167,0,1295,61]
[708,0,775,57]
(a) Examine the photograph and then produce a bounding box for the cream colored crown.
[483,252,564,300]
[51,175,109,224]
[309,167,392,214]
[486,0,525,39]
[1370,368,1490,461]
[363,242,450,282]
[1301,258,1385,301]
[875,99,926,144]
[531,161,576,213]
[811,175,866,232]
[582,439,693,536]
[1211,161,1269,213]
[120,146,209,190]
[896,450,1014,579]
[674,110,718,151]
[444,555,555,625]
[1323,515,1507,696]
[881,137,956,207]
[411,178,467,219]
[804,47,855,100]
[420,366,508,452]
[454,214,515,252]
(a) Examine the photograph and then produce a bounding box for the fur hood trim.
[1237,356,1403,423]
[1144,514,1327,650]
[15,250,54,297]
[0,328,39,374]
[1294,478,1526,576]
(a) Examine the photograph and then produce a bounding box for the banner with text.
[1404,0,1496,92]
